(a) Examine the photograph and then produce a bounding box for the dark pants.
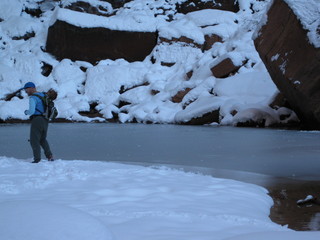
[30,116,52,162]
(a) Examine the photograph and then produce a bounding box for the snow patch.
[0,200,114,240]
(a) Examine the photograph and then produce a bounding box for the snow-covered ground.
[1,156,320,240]
[0,0,304,125]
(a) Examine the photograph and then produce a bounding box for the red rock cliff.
[254,0,320,129]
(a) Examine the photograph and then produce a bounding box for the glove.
[24,110,28,115]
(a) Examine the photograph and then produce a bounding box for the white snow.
[51,6,166,32]
[0,0,23,21]
[0,200,114,240]
[1,156,319,240]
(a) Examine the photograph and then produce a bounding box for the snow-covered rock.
[0,0,302,127]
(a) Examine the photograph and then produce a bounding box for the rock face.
[176,0,239,14]
[254,0,320,129]
[46,20,158,64]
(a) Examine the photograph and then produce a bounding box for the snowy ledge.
[50,7,163,32]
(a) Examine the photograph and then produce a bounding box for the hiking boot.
[31,160,40,163]
[48,156,54,162]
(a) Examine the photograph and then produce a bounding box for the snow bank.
[1,156,319,239]
[0,156,291,240]
[0,201,114,240]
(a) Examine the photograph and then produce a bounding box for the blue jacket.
[25,92,45,116]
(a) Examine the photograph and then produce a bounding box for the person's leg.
[40,118,53,160]
[30,117,42,163]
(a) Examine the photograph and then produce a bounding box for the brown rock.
[171,88,192,103]
[46,20,158,64]
[160,62,175,67]
[78,102,103,118]
[119,82,149,94]
[254,0,320,130]
[159,36,203,49]
[182,108,220,125]
[3,90,23,101]
[269,92,291,110]
[210,58,242,78]
[12,31,35,41]
[176,0,239,14]
[186,70,193,80]
[150,89,160,95]
[66,1,110,17]
[203,34,223,51]
[41,62,53,77]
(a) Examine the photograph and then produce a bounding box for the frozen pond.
[1,123,320,181]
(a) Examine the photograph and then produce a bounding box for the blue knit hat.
[23,82,36,89]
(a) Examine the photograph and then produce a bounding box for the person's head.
[23,82,36,96]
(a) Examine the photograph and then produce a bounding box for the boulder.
[41,62,53,77]
[171,88,192,103]
[176,0,239,14]
[46,20,158,64]
[78,102,103,118]
[210,58,243,78]
[182,109,220,125]
[65,1,112,17]
[254,0,320,129]
[203,34,223,51]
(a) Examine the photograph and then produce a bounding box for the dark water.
[1,123,320,180]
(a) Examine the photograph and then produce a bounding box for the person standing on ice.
[23,82,54,163]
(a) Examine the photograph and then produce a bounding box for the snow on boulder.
[46,8,158,63]
[0,200,114,240]
[0,15,39,40]
[186,9,239,50]
[84,60,149,119]
[254,0,320,129]
[175,95,220,125]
